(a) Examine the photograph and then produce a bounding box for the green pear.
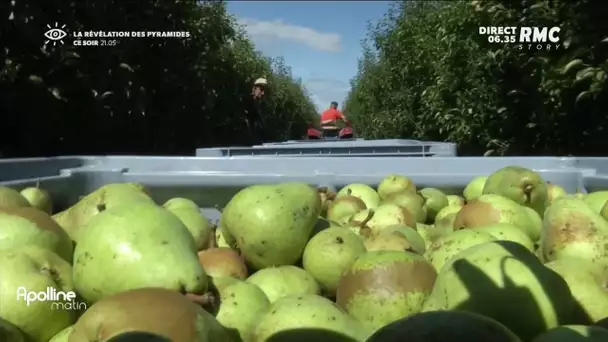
[377,174,416,200]
[366,311,521,342]
[419,188,448,222]
[446,194,465,207]
[73,202,207,304]
[422,240,574,341]
[327,196,367,224]
[545,258,608,323]
[522,206,543,241]
[20,186,53,214]
[197,247,248,280]
[584,191,608,214]
[531,325,608,342]
[215,281,271,341]
[251,294,366,341]
[317,187,336,218]
[453,194,539,241]
[215,227,234,248]
[435,205,462,222]
[546,182,567,205]
[221,183,322,269]
[0,206,73,262]
[0,317,26,342]
[424,229,497,272]
[0,246,76,342]
[349,204,416,236]
[365,224,426,255]
[162,197,200,211]
[49,326,73,342]
[463,176,487,201]
[302,227,366,297]
[482,166,548,216]
[163,198,212,251]
[473,223,535,251]
[383,192,427,223]
[541,196,608,265]
[337,183,380,209]
[336,250,437,334]
[0,186,30,208]
[52,183,155,242]
[246,265,320,302]
[416,222,451,248]
[68,288,232,341]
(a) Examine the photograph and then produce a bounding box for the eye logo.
[44,23,67,47]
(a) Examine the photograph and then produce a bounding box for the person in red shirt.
[320,101,347,126]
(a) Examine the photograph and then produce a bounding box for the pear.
[251,294,366,342]
[246,265,320,302]
[541,196,608,265]
[546,182,567,204]
[215,281,271,341]
[531,325,608,342]
[364,225,426,255]
[424,229,497,272]
[418,188,448,222]
[317,187,336,218]
[446,194,465,207]
[73,202,207,304]
[349,204,416,236]
[197,247,248,280]
[0,318,26,342]
[327,196,367,224]
[422,240,575,341]
[383,192,427,223]
[302,227,366,297]
[584,191,608,214]
[0,246,76,342]
[545,258,608,323]
[162,197,200,211]
[473,223,535,251]
[416,223,451,247]
[336,183,381,209]
[453,194,539,241]
[68,288,232,342]
[522,206,543,240]
[215,227,234,248]
[366,311,521,342]
[163,198,212,250]
[463,176,487,201]
[377,174,416,200]
[435,205,462,222]
[0,186,30,208]
[52,183,154,242]
[49,326,72,342]
[0,206,73,262]
[20,186,53,214]
[221,183,322,269]
[575,192,586,199]
[336,250,437,334]
[482,166,548,215]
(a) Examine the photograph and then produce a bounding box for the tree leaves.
[0,1,317,156]
[345,0,608,156]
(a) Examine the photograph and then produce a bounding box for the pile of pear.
[0,165,608,342]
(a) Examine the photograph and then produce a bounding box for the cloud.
[238,18,342,52]
[302,77,351,111]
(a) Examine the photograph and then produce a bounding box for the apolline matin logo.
[479,26,562,51]
[16,286,86,311]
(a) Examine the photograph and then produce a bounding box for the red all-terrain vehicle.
[307,120,354,140]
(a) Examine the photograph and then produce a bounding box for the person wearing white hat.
[245,77,268,144]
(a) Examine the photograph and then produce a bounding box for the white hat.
[254,77,268,85]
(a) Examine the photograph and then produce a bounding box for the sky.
[227,1,392,111]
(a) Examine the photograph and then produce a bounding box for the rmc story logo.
[479,26,562,51]
[16,286,86,311]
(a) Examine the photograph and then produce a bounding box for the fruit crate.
[195,139,457,157]
[2,156,608,224]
